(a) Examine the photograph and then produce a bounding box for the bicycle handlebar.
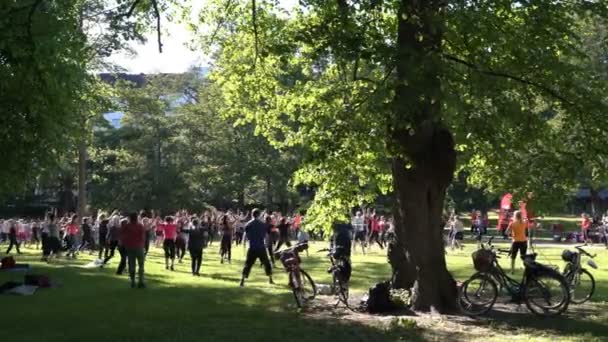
[575,246,596,258]
[487,236,494,246]
[497,248,511,255]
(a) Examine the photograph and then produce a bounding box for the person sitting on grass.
[506,210,528,274]
[121,213,146,289]
[240,208,274,287]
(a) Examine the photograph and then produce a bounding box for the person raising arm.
[506,210,528,274]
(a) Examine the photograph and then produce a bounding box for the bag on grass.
[1,256,16,269]
[24,274,51,288]
[366,281,396,313]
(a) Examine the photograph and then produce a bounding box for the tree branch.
[252,0,259,69]
[208,0,236,45]
[126,0,141,17]
[442,53,574,106]
[352,65,396,111]
[152,0,163,53]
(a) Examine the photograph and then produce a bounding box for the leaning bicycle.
[459,237,570,317]
[562,245,598,304]
[275,242,316,308]
[318,247,351,308]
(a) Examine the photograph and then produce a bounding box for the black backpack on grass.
[366,281,396,313]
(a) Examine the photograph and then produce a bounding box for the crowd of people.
[5,204,604,289]
[0,207,399,288]
[0,208,312,288]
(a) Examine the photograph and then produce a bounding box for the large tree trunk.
[388,0,457,313]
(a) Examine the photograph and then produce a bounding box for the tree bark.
[590,188,598,215]
[238,189,245,208]
[265,176,272,207]
[388,0,458,313]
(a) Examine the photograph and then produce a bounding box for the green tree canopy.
[195,0,608,311]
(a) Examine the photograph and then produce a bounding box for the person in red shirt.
[65,215,80,259]
[121,212,146,288]
[368,214,384,250]
[470,210,478,233]
[580,213,592,245]
[159,216,178,270]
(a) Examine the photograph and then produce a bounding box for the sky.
[108,21,205,74]
[108,0,298,74]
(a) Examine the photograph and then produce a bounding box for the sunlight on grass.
[1,239,607,341]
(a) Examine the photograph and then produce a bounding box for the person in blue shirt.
[240,209,274,287]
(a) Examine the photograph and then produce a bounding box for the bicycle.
[459,237,570,317]
[562,245,598,304]
[318,247,351,308]
[275,242,316,308]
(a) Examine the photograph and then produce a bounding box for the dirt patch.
[301,293,608,342]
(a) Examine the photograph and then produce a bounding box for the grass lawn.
[0,237,607,342]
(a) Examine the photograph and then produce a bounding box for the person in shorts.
[351,211,366,254]
[159,216,178,271]
[507,210,528,274]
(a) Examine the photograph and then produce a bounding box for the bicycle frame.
[276,247,303,289]
[485,258,526,300]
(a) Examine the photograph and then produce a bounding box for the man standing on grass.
[351,211,366,255]
[240,209,274,287]
[121,213,146,289]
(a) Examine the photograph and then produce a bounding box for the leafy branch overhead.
[192,0,608,223]
[116,0,164,52]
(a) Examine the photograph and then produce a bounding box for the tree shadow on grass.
[0,261,431,342]
[207,272,244,284]
[452,303,608,340]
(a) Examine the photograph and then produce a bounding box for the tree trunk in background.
[265,177,272,208]
[387,0,457,312]
[77,139,87,223]
[590,188,599,215]
[238,189,245,208]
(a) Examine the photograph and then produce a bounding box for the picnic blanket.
[79,259,106,269]
[6,285,38,296]
[0,264,31,272]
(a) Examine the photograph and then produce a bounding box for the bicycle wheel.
[333,272,349,307]
[458,273,498,316]
[524,273,570,316]
[299,269,316,301]
[291,269,316,308]
[568,268,595,304]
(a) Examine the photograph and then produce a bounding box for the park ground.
[0,234,607,342]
